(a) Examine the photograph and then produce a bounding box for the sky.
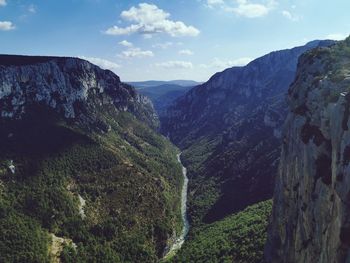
[0,0,349,82]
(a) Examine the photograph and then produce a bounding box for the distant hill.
[133,84,191,99]
[128,81,201,115]
[128,80,201,88]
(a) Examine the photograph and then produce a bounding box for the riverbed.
[163,153,190,258]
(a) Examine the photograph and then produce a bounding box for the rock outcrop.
[0,55,158,128]
[266,37,350,262]
[161,40,334,225]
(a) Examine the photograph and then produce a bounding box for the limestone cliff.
[266,38,350,262]
[0,55,158,128]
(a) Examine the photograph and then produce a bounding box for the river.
[163,153,190,258]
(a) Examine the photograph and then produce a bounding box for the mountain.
[128,81,201,116]
[161,40,335,228]
[152,88,192,116]
[0,55,183,262]
[135,84,192,116]
[128,80,201,88]
[0,55,158,127]
[266,37,350,262]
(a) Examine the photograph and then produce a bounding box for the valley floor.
[163,153,190,260]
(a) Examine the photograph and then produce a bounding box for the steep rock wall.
[266,38,350,262]
[0,55,157,127]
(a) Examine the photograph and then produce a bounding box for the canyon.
[2,38,350,263]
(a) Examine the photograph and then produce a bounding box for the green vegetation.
[300,36,350,105]
[170,200,272,263]
[317,36,350,84]
[180,135,222,226]
[0,105,182,262]
[0,205,50,263]
[179,124,277,228]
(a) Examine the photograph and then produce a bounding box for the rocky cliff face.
[0,55,182,262]
[266,38,350,262]
[0,55,158,127]
[162,41,334,146]
[161,41,334,225]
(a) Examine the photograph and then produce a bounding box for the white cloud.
[282,10,299,21]
[200,57,252,69]
[206,0,224,8]
[152,42,173,49]
[105,3,200,37]
[105,24,140,35]
[0,0,6,7]
[179,49,194,55]
[79,56,121,71]
[208,0,224,4]
[217,0,276,18]
[205,0,277,18]
[28,4,37,13]
[118,40,133,47]
[226,0,276,18]
[326,33,347,41]
[282,10,292,19]
[120,47,154,58]
[155,60,193,69]
[0,21,15,31]
[121,3,168,24]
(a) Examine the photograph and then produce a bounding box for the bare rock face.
[266,38,350,262]
[0,55,158,127]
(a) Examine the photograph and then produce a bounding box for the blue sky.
[0,0,349,81]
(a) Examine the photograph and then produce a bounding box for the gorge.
[2,38,350,263]
[161,40,334,228]
[2,1,350,262]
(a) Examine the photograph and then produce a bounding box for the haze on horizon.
[0,0,349,82]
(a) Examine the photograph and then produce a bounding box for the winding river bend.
[164,153,190,258]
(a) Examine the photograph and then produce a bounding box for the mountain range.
[2,37,350,263]
[128,80,201,88]
[129,80,201,116]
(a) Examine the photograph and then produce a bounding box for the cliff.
[266,37,350,262]
[160,40,334,225]
[0,55,182,262]
[0,55,158,127]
